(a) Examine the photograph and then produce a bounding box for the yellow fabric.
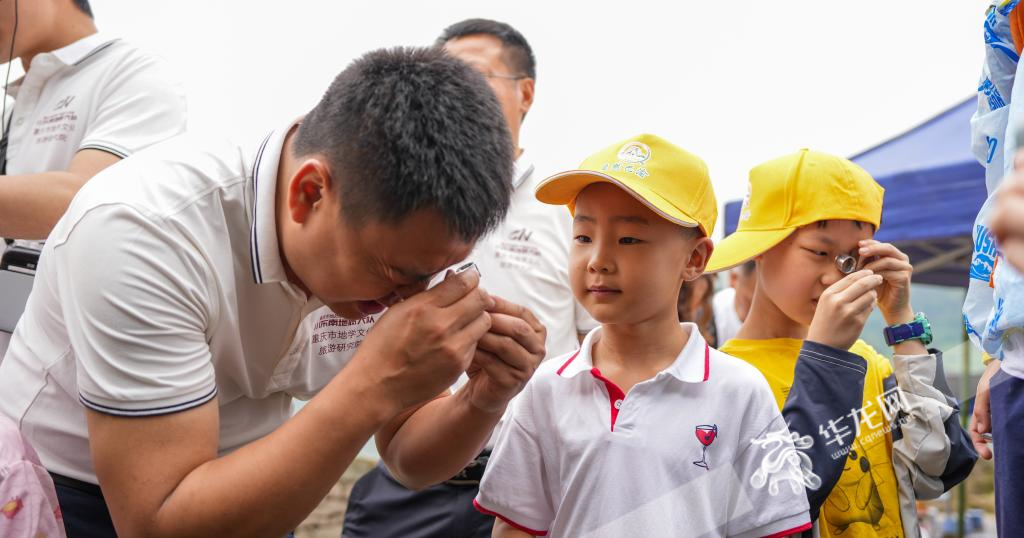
[706,149,885,273]
[720,338,905,538]
[534,134,718,236]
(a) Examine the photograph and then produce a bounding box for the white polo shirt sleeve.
[475,385,554,536]
[77,53,186,159]
[725,403,812,537]
[54,205,217,416]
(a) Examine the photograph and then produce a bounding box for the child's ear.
[681,237,714,281]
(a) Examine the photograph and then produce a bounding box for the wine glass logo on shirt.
[693,424,718,470]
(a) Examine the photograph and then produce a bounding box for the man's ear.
[286,159,332,224]
[518,77,535,119]
[681,236,714,281]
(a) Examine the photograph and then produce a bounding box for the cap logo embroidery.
[740,181,753,222]
[616,142,651,164]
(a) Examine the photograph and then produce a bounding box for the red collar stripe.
[556,350,581,376]
[703,343,710,382]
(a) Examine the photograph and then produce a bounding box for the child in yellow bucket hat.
[710,149,977,538]
[474,135,813,538]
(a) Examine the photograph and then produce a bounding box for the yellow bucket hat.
[706,149,884,273]
[534,134,718,236]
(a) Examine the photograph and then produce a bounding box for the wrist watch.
[883,312,932,347]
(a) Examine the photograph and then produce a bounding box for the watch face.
[884,321,925,346]
[894,324,917,341]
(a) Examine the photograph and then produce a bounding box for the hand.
[461,296,546,414]
[353,269,494,414]
[806,270,884,350]
[859,240,914,325]
[970,359,1002,460]
[990,150,1024,272]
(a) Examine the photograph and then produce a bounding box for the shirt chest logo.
[54,95,75,110]
[692,423,718,470]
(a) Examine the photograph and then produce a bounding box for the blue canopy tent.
[723,96,987,287]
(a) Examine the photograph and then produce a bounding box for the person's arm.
[70,208,493,537]
[792,270,881,518]
[886,349,978,498]
[858,241,978,496]
[90,272,492,537]
[782,341,867,519]
[89,369,395,537]
[1,50,186,241]
[376,296,546,488]
[969,359,1002,460]
[492,520,534,538]
[0,149,121,239]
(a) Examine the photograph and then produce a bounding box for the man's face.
[279,161,474,320]
[757,220,873,327]
[443,34,533,145]
[570,183,709,326]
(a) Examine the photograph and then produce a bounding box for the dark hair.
[815,220,875,231]
[739,260,756,275]
[678,275,718,347]
[436,18,536,79]
[680,226,704,239]
[293,47,514,242]
[71,0,93,17]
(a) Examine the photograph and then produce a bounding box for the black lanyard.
[0,106,12,175]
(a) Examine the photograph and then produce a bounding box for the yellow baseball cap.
[706,149,884,273]
[534,134,718,236]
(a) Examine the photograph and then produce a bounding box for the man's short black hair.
[435,18,536,79]
[293,47,514,242]
[72,0,93,18]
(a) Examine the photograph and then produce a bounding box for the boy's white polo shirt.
[0,121,362,483]
[3,32,186,174]
[475,323,812,538]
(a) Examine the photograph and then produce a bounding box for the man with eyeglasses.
[340,18,595,538]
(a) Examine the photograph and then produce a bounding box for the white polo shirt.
[0,122,362,483]
[469,154,595,358]
[475,323,812,538]
[0,32,186,356]
[3,32,186,175]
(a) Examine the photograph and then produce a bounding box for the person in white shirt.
[712,260,756,346]
[0,46,545,537]
[0,0,186,356]
[476,134,811,537]
[342,19,596,538]
[0,0,185,239]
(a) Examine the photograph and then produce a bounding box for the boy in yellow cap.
[711,149,978,538]
[474,135,813,537]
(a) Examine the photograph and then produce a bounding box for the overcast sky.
[89,0,989,237]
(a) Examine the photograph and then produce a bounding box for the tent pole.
[957,321,970,537]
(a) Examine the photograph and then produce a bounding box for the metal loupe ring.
[835,254,858,275]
